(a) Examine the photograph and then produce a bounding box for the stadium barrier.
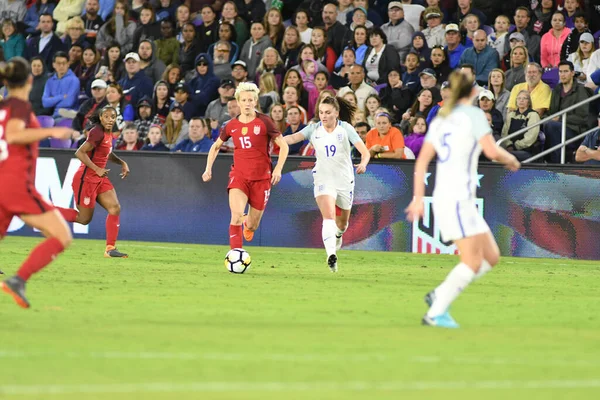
[9,150,600,260]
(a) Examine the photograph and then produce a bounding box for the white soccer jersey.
[300,120,362,188]
[426,105,491,202]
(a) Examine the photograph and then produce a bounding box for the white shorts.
[432,199,490,242]
[313,182,354,210]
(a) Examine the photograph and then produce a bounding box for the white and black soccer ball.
[224,248,251,273]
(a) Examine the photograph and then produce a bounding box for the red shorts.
[72,171,114,209]
[227,172,271,211]
[0,184,55,237]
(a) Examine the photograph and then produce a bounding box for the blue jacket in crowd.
[42,69,80,117]
[172,137,214,153]
[189,53,220,117]
[119,70,154,109]
[141,142,170,152]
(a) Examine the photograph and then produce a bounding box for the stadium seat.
[542,68,559,89]
[55,118,74,128]
[49,138,72,148]
[374,83,387,93]
[482,25,494,36]
[37,115,54,128]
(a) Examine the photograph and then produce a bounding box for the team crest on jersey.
[241,127,248,135]
[337,133,343,142]
[412,197,484,255]
[83,197,91,206]
[253,125,261,135]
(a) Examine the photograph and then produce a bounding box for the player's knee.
[336,221,348,232]
[77,215,92,225]
[231,212,244,225]
[107,203,121,216]
[54,226,73,248]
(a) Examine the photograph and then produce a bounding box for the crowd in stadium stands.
[4,0,600,163]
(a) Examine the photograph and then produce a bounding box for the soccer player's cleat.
[424,290,436,307]
[2,276,30,309]
[242,215,254,242]
[335,234,343,251]
[104,246,128,258]
[327,254,338,273]
[0,269,4,274]
[422,313,460,329]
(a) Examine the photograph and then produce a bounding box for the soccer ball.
[224,248,252,273]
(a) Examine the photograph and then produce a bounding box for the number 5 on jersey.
[239,137,252,149]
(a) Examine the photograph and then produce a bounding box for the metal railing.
[496,92,600,164]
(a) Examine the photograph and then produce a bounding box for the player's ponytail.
[319,96,356,124]
[0,57,30,88]
[438,70,473,118]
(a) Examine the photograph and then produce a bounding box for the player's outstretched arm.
[203,138,224,182]
[353,140,370,174]
[4,119,74,145]
[75,141,110,178]
[405,142,436,223]
[283,132,305,145]
[271,135,289,185]
[479,134,520,171]
[109,152,129,179]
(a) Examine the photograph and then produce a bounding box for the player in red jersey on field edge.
[203,82,289,249]
[61,106,130,258]
[0,57,77,308]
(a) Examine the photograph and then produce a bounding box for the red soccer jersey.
[0,98,40,186]
[76,125,113,182]
[219,113,281,181]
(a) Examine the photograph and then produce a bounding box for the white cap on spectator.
[580,32,594,43]
[478,89,495,101]
[91,79,108,89]
[388,2,403,9]
[445,24,459,33]
[124,52,140,62]
[509,32,525,42]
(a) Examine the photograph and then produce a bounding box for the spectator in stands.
[24,0,56,35]
[568,32,594,83]
[264,7,284,50]
[30,56,52,116]
[220,1,248,49]
[295,9,312,45]
[322,3,348,57]
[118,52,153,108]
[418,68,441,102]
[505,7,541,63]
[404,115,428,158]
[401,88,434,133]
[206,78,235,130]
[81,0,103,46]
[575,114,600,165]
[351,0,384,27]
[64,16,89,50]
[161,64,181,96]
[72,78,107,132]
[197,5,220,52]
[42,51,80,118]
[152,80,171,124]
[231,60,248,86]
[488,68,510,117]
[348,6,372,34]
[130,0,145,20]
[461,13,480,47]
[188,53,219,117]
[239,21,272,79]
[426,80,450,125]
[236,0,265,26]
[282,86,308,124]
[364,94,381,128]
[116,123,144,150]
[73,46,100,96]
[68,43,84,69]
[172,117,213,153]
[363,27,400,85]
[488,14,510,58]
[0,18,24,60]
[478,89,504,133]
[352,121,369,157]
[425,45,451,84]
[508,62,552,117]
[501,32,526,70]
[403,52,422,93]
[163,102,189,148]
[174,4,191,43]
[280,25,302,69]
[255,47,284,88]
[562,0,581,29]
[540,11,571,69]
[561,11,590,61]
[106,83,134,131]
[278,106,307,155]
[155,19,179,67]
[380,68,415,121]
[27,13,66,72]
[505,45,528,91]
[155,0,175,24]
[138,40,166,84]
[452,0,486,27]
[96,0,137,54]
[422,7,446,48]
[258,72,279,113]
[211,40,233,81]
[178,22,201,76]
[141,124,169,152]
[459,29,500,86]
[171,82,194,121]
[410,32,431,66]
[334,25,368,73]
[501,89,541,160]
[544,60,591,163]
[337,0,354,26]
[310,27,336,73]
[94,42,125,84]
[533,0,555,36]
[133,96,158,140]
[292,43,328,76]
[132,4,161,52]
[282,68,309,111]
[269,103,287,136]
[338,64,377,110]
[366,112,406,160]
[444,23,466,69]
[53,0,85,36]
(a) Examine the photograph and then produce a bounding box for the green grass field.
[0,236,599,400]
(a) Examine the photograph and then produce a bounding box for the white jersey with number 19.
[426,104,491,202]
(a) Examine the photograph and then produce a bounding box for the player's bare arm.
[203,137,224,182]
[271,135,288,185]
[353,140,370,174]
[5,119,74,145]
[75,141,109,178]
[109,152,129,179]
[479,134,520,171]
[283,132,305,145]
[405,141,436,223]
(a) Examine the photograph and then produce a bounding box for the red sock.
[106,214,120,247]
[56,207,78,222]
[229,224,243,249]
[17,237,65,281]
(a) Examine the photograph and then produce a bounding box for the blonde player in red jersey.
[0,57,76,308]
[202,82,289,249]
[63,106,130,258]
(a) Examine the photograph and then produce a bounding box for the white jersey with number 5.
[300,120,362,187]
[426,104,491,202]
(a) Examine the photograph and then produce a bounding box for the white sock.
[322,219,337,257]
[474,259,493,280]
[427,263,475,318]
[336,225,347,238]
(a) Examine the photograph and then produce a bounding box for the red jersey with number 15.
[219,113,281,181]
[76,125,113,183]
[0,98,41,186]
